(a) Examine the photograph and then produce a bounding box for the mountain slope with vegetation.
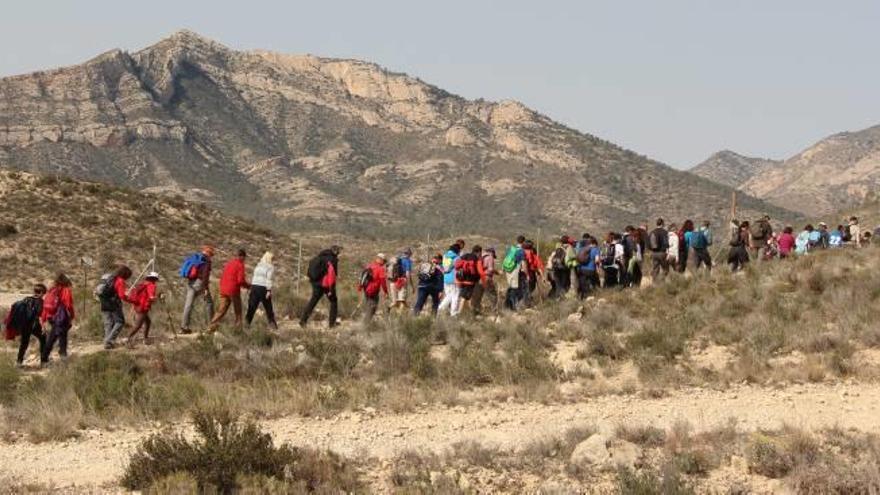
[691,150,780,189]
[0,30,788,236]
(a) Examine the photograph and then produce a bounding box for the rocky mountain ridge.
[690,150,781,189]
[0,30,787,235]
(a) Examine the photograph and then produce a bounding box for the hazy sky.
[2,0,877,168]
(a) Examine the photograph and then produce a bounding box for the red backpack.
[455,254,480,283]
[320,262,337,290]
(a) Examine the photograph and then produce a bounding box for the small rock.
[569,434,609,466]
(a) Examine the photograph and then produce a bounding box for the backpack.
[358,266,373,290]
[179,253,206,280]
[5,296,41,339]
[388,257,404,280]
[576,245,591,265]
[551,247,567,271]
[621,238,633,260]
[321,262,336,290]
[649,229,663,252]
[307,255,328,282]
[729,226,743,247]
[417,262,436,283]
[501,247,520,273]
[843,225,852,242]
[95,275,120,311]
[47,288,71,328]
[750,221,766,240]
[690,230,708,249]
[601,244,617,268]
[455,254,480,283]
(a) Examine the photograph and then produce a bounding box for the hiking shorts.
[389,282,408,302]
[459,285,476,301]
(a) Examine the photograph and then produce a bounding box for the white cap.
[376,253,387,261]
[147,271,160,280]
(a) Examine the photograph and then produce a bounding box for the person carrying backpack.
[5,284,47,368]
[778,226,796,258]
[749,215,773,263]
[472,246,498,314]
[795,225,813,256]
[300,245,342,328]
[455,245,487,315]
[600,233,624,288]
[414,253,445,316]
[180,245,215,334]
[503,236,528,310]
[437,244,462,317]
[685,221,712,272]
[246,251,277,330]
[126,272,159,345]
[548,236,572,298]
[648,218,670,281]
[99,265,131,350]
[828,225,844,249]
[359,253,388,323]
[209,249,251,332]
[848,217,862,248]
[622,227,643,288]
[728,221,751,271]
[575,237,601,299]
[40,273,76,361]
[387,248,413,313]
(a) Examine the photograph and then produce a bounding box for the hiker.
[848,217,862,248]
[727,220,749,272]
[778,227,796,258]
[547,236,572,298]
[437,244,462,316]
[387,249,413,312]
[795,225,813,255]
[99,265,131,349]
[41,273,76,361]
[764,234,780,260]
[300,245,342,328]
[5,284,47,368]
[472,246,498,314]
[359,253,388,323]
[575,237,601,299]
[414,253,444,316]
[686,221,712,272]
[126,272,159,345]
[455,245,487,314]
[600,233,623,288]
[246,251,277,330]
[829,225,844,248]
[808,224,822,249]
[503,236,528,310]
[749,215,773,262]
[523,240,543,303]
[666,223,680,270]
[622,227,643,287]
[816,223,830,249]
[180,245,215,334]
[678,220,694,272]
[208,249,251,332]
[648,219,670,281]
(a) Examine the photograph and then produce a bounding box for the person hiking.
[648,218,670,281]
[764,234,780,261]
[99,265,131,349]
[666,222,680,270]
[600,233,623,288]
[414,253,444,316]
[472,246,498,314]
[523,240,543,303]
[575,237,601,299]
[6,284,47,368]
[727,220,748,272]
[816,223,830,249]
[455,245,487,315]
[437,244,462,316]
[358,253,388,323]
[41,273,76,361]
[622,227,643,287]
[848,217,862,248]
[778,226,796,258]
[548,236,572,298]
[808,225,822,249]
[180,245,215,334]
[209,249,251,332]
[300,245,342,328]
[685,221,712,272]
[387,248,413,312]
[126,272,159,345]
[246,251,277,330]
[828,225,844,249]
[795,224,813,256]
[749,215,773,262]
[677,220,694,272]
[503,236,528,310]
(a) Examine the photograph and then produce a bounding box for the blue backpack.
[179,253,206,280]
[690,231,708,249]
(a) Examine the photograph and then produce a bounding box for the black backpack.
[601,244,617,268]
[389,258,405,280]
[8,297,41,334]
[358,267,373,290]
[551,247,567,271]
[97,275,121,311]
[307,256,328,282]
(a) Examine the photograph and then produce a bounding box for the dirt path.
[3,381,880,490]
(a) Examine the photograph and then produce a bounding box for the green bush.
[0,361,20,406]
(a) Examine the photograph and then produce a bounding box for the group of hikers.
[3,214,874,367]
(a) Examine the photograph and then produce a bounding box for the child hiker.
[126,271,160,345]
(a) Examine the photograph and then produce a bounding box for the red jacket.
[41,285,75,323]
[360,262,388,298]
[525,249,544,278]
[131,280,158,313]
[219,258,249,297]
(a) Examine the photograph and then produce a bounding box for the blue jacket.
[442,249,460,285]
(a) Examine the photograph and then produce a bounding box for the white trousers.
[437,283,461,316]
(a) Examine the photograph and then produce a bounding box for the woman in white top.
[246,251,277,329]
[667,223,680,266]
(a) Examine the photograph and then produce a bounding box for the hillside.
[0,170,296,290]
[690,150,780,189]
[0,30,787,236]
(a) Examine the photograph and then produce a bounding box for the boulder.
[569,434,609,467]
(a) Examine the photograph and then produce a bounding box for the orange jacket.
[41,285,75,323]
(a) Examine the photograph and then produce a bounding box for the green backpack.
[502,246,520,273]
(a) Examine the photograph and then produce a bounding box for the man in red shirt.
[209,249,250,332]
[359,253,388,323]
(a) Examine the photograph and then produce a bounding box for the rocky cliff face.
[0,30,785,236]
[691,151,781,190]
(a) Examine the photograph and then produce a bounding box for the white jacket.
[251,262,275,290]
[667,232,679,260]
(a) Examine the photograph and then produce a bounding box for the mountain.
[739,125,880,216]
[0,169,291,290]
[0,30,787,236]
[690,150,781,189]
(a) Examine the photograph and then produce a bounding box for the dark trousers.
[363,294,381,322]
[553,268,572,296]
[43,322,70,360]
[690,248,712,272]
[576,269,598,299]
[18,324,46,364]
[604,266,620,288]
[246,285,276,326]
[650,252,669,279]
[505,273,528,310]
[414,287,442,316]
[300,283,338,327]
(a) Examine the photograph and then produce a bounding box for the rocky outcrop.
[691,150,780,189]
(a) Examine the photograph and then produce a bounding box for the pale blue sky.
[2,0,877,168]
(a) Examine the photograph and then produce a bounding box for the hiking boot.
[179,327,193,334]
[15,361,24,369]
[104,342,115,350]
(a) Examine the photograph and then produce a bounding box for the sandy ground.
[1,381,879,490]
